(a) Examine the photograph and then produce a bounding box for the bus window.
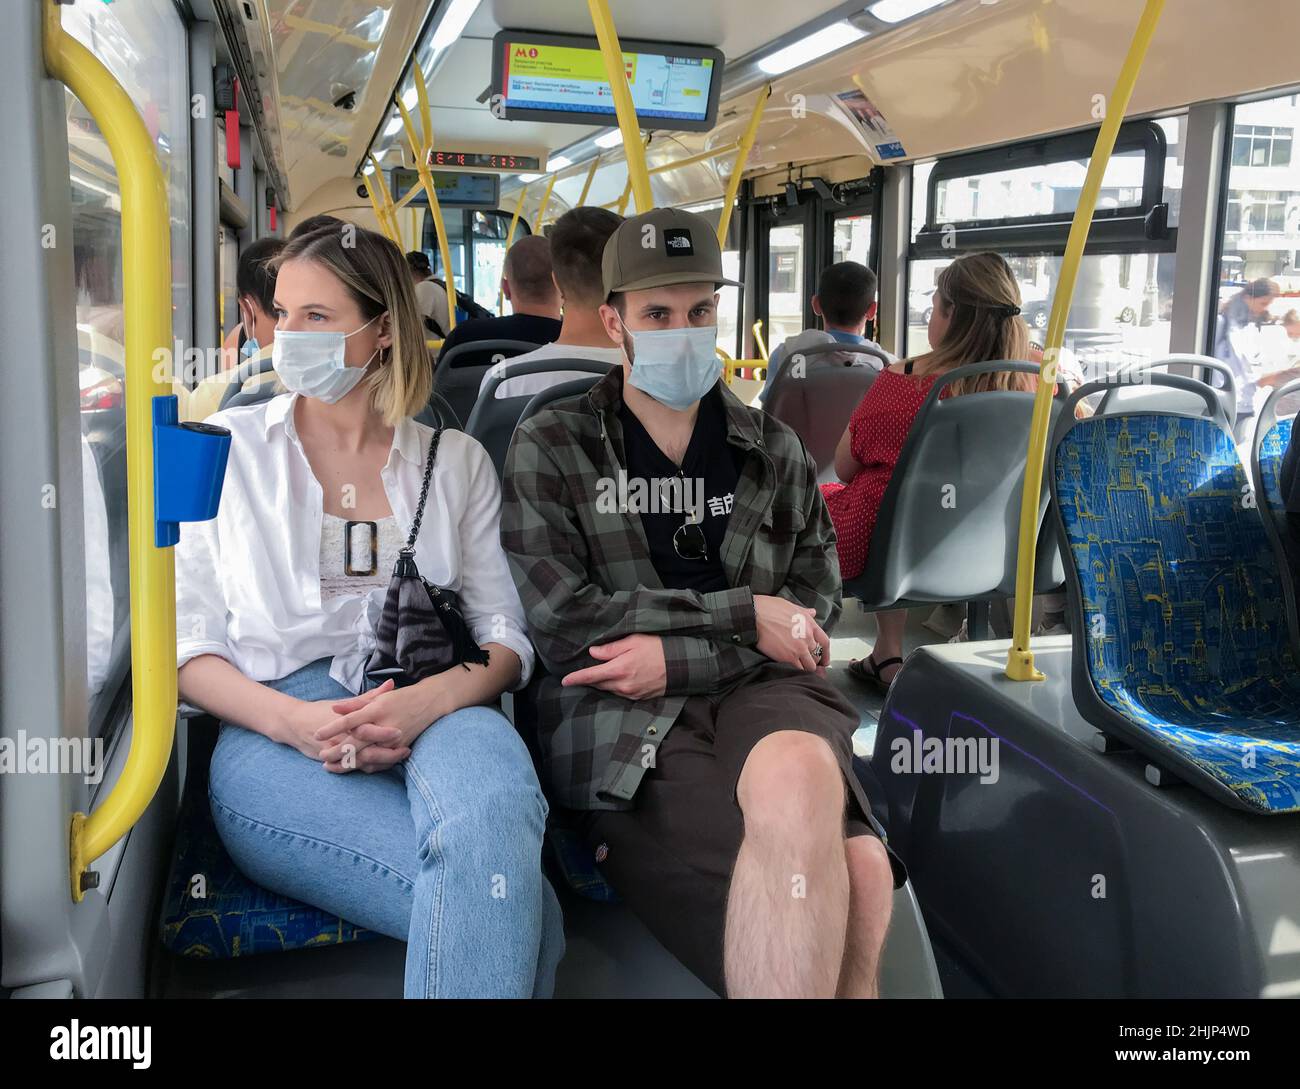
[1212,92,1300,425]
[832,214,873,265]
[767,223,806,346]
[470,210,531,315]
[907,120,1184,372]
[63,0,191,726]
[422,211,468,305]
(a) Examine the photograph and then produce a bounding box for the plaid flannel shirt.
[500,367,842,811]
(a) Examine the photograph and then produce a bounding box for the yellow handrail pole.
[397,86,458,331]
[587,0,653,212]
[616,174,635,215]
[43,0,175,900]
[649,142,739,176]
[1005,0,1165,682]
[577,152,602,206]
[370,153,405,244]
[362,171,396,243]
[366,153,401,242]
[534,172,558,233]
[717,85,771,244]
[417,169,457,330]
[752,319,769,361]
[505,181,528,247]
[393,184,423,212]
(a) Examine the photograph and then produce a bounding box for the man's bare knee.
[737,731,844,833]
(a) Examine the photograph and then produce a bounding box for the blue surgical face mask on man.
[272,313,382,403]
[619,316,721,411]
[240,335,260,360]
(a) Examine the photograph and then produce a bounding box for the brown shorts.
[577,662,906,997]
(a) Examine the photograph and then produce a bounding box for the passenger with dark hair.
[478,207,625,400]
[823,252,1036,692]
[502,208,904,999]
[192,236,287,420]
[761,260,895,399]
[404,248,451,339]
[435,234,562,365]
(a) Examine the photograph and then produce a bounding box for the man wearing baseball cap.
[501,207,903,998]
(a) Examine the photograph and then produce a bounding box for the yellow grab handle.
[43,0,177,900]
[1005,0,1165,681]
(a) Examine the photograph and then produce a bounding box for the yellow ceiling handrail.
[1005,0,1166,682]
[647,142,739,175]
[43,0,176,902]
[587,0,653,212]
[361,170,392,237]
[534,172,558,234]
[577,152,602,206]
[366,152,401,242]
[718,85,771,245]
[395,65,458,330]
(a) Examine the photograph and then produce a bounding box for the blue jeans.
[207,659,564,998]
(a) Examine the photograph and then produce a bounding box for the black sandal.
[847,654,903,695]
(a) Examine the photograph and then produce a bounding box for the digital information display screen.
[390,169,501,208]
[427,150,542,171]
[491,30,724,133]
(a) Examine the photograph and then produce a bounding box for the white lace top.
[318,513,405,604]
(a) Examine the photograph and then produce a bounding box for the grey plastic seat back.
[219,353,277,410]
[517,375,604,429]
[850,362,1065,607]
[1096,354,1237,422]
[467,359,614,478]
[432,339,539,430]
[765,361,881,484]
[790,338,893,367]
[413,389,463,432]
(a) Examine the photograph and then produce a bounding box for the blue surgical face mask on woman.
[619,318,721,411]
[272,313,382,403]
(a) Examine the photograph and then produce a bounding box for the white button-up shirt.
[176,392,534,693]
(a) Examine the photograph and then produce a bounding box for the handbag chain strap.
[402,427,443,553]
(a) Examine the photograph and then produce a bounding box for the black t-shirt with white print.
[618,387,745,594]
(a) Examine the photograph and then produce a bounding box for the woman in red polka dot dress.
[821,253,1036,692]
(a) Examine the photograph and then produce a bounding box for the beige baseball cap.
[602,207,743,296]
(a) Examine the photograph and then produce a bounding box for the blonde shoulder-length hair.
[273,223,432,424]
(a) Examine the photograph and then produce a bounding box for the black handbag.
[364,428,490,687]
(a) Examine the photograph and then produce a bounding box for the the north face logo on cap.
[664,228,694,256]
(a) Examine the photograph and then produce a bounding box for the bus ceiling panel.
[744,0,1300,169]
[262,0,426,211]
[485,0,858,62]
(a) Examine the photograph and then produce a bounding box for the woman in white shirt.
[177,224,563,998]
